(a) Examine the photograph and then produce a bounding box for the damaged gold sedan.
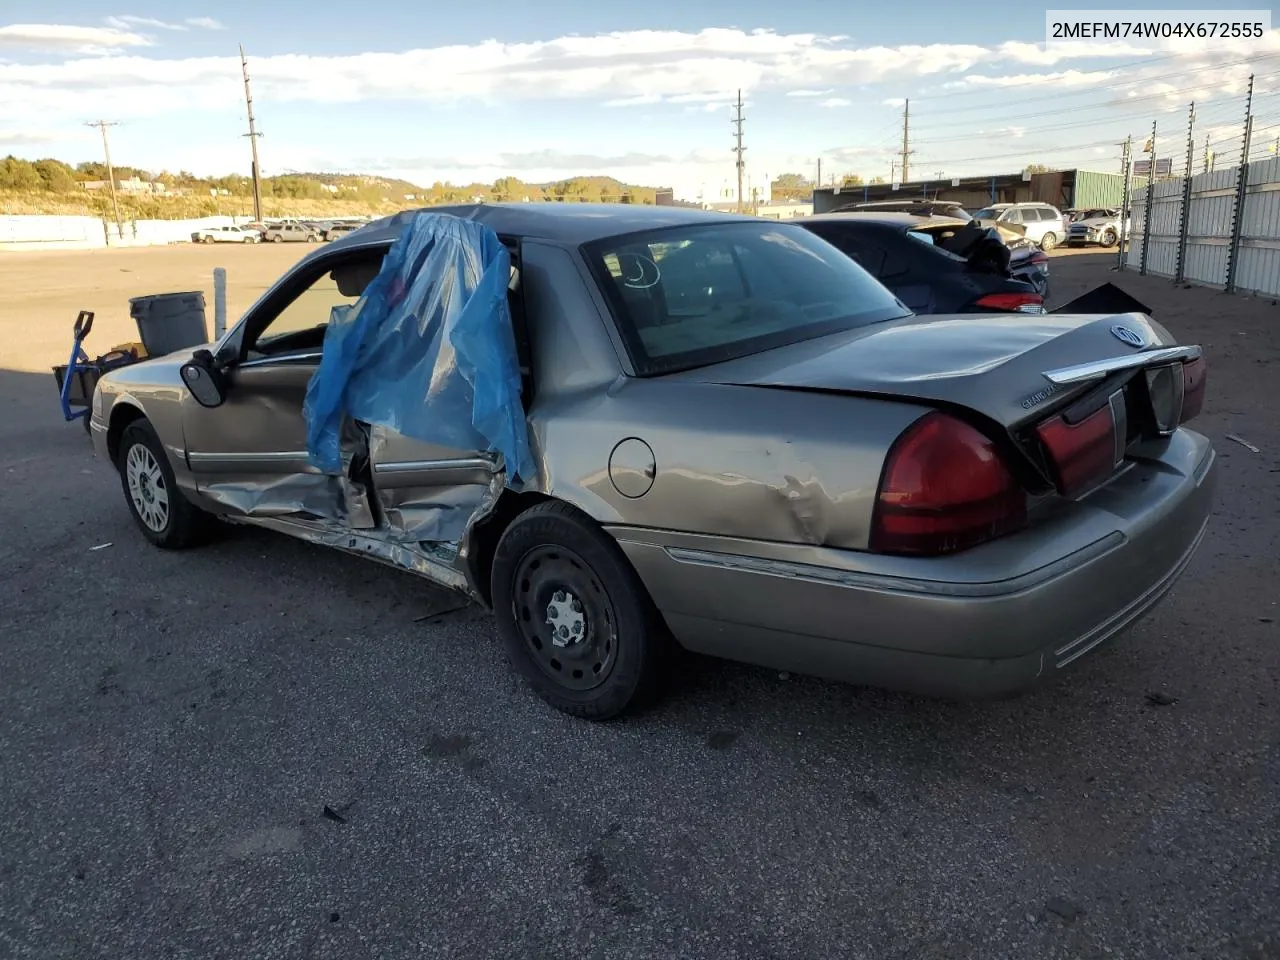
[91,204,1217,719]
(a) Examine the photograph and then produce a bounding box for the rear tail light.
[870,412,1028,556]
[973,292,1045,313]
[1035,391,1125,499]
[1144,355,1208,433]
[1179,356,1207,424]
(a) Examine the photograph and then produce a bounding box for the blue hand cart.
[52,310,142,435]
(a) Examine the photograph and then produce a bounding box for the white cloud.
[999,126,1027,139]
[882,97,905,107]
[2,26,1230,122]
[787,88,834,97]
[185,17,226,30]
[820,98,852,108]
[0,23,150,55]
[105,15,186,31]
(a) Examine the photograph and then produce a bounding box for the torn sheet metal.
[303,212,535,484]
[228,514,472,594]
[366,423,502,543]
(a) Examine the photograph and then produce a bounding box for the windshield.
[971,207,1000,221]
[585,221,911,375]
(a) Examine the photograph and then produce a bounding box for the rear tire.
[117,419,211,549]
[1039,232,1058,252]
[490,501,665,720]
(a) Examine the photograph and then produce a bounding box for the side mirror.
[180,349,228,408]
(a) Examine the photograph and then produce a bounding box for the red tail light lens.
[870,412,1028,556]
[973,292,1045,312]
[1179,356,1207,424]
[1035,396,1123,499]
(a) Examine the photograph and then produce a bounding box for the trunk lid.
[672,309,1186,432]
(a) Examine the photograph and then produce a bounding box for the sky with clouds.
[1,1,1278,199]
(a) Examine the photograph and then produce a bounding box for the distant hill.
[0,155,664,219]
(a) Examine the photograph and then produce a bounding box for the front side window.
[585,221,910,375]
[247,251,387,357]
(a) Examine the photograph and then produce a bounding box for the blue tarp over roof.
[303,212,535,485]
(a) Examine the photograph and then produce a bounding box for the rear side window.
[804,224,888,277]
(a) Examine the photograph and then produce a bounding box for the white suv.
[971,202,1067,252]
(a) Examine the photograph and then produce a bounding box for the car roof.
[804,211,965,228]
[325,202,761,252]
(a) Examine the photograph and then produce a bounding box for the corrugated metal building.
[813,168,1147,215]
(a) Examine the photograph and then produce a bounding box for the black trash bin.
[129,291,209,358]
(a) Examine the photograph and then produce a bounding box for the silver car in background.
[971,202,1068,252]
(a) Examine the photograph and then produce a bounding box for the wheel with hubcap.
[490,501,666,720]
[1101,228,1118,247]
[117,419,211,549]
[1039,232,1058,252]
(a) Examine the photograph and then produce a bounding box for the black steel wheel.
[512,544,618,692]
[490,501,666,719]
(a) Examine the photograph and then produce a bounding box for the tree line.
[0,156,659,206]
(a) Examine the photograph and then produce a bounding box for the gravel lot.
[1,243,1277,959]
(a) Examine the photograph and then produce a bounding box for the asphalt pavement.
[1,251,1277,959]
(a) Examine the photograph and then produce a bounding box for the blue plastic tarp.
[303,212,535,485]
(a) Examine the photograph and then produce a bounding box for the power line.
[84,120,122,237]
[907,52,1280,121]
[909,77,1268,144]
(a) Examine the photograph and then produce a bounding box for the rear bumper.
[611,428,1217,698]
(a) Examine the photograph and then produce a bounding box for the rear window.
[971,207,1000,220]
[585,221,910,375]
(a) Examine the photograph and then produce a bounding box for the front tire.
[117,420,210,549]
[490,501,665,720]
[1101,229,1118,247]
[1039,232,1058,252]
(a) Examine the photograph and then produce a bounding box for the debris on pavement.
[89,542,112,551]
[1046,897,1084,922]
[1145,692,1179,706]
[1225,434,1260,453]
[321,805,347,824]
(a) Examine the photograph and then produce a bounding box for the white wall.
[0,214,254,251]
[1124,156,1280,297]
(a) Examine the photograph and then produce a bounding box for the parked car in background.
[1006,239,1052,298]
[190,225,260,244]
[970,202,1067,251]
[1067,208,1130,248]
[833,199,973,220]
[798,212,1045,314]
[263,221,322,243]
[89,203,1215,720]
[324,222,362,241]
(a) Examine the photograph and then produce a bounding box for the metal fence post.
[1225,75,1255,294]
[1117,136,1133,271]
[1174,103,1196,283]
[213,267,227,340]
[1140,120,1157,276]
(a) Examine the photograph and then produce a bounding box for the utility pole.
[890,159,897,184]
[1203,134,1211,173]
[240,44,264,222]
[1140,120,1156,276]
[85,120,122,238]
[900,98,913,183]
[1175,102,1196,283]
[1225,73,1254,293]
[1117,135,1133,270]
[732,90,746,214]
[816,158,822,193]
